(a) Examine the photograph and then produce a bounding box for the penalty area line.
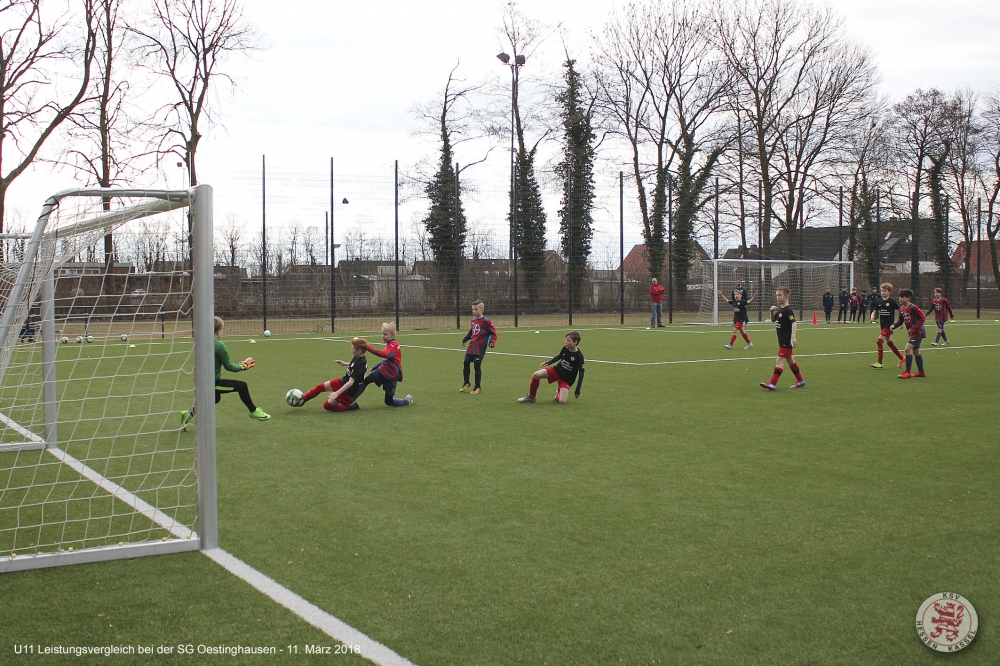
[203,548,416,666]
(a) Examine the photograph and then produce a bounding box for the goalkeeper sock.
[529,378,540,398]
[770,367,783,385]
[790,363,803,382]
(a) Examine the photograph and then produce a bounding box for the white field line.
[0,411,45,443]
[203,548,416,666]
[399,343,1000,367]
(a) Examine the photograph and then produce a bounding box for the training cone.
[812,311,818,326]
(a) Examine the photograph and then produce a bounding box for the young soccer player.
[179,317,269,429]
[857,287,868,322]
[838,286,850,323]
[297,337,369,412]
[867,288,879,324]
[822,287,834,323]
[891,288,927,378]
[760,287,805,390]
[870,282,904,369]
[361,322,413,407]
[849,287,860,322]
[718,288,755,349]
[517,331,585,404]
[928,287,955,345]
[460,300,498,394]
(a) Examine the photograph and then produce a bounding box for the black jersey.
[732,297,749,323]
[732,286,748,303]
[773,305,795,349]
[341,355,368,397]
[548,346,585,386]
[874,297,900,329]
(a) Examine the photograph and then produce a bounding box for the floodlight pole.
[668,177,673,324]
[330,157,336,333]
[455,162,461,330]
[944,195,950,298]
[977,197,982,318]
[395,160,400,332]
[499,52,524,327]
[619,171,624,325]
[261,155,267,334]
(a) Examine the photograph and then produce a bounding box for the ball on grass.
[264,329,272,337]
[286,388,304,407]
[60,336,68,344]
[76,336,83,343]
[85,335,94,343]
[120,334,129,342]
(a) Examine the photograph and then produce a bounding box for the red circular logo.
[916,593,977,652]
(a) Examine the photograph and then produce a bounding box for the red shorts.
[733,321,744,330]
[326,378,355,406]
[880,327,893,338]
[545,367,571,391]
[777,347,794,359]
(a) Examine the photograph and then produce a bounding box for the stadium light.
[496,52,510,64]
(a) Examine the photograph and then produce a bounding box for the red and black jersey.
[368,339,403,381]
[874,297,900,329]
[547,346,585,387]
[731,297,749,324]
[928,297,954,323]
[896,303,927,336]
[463,317,497,356]
[849,293,861,308]
[773,305,795,349]
[340,355,368,398]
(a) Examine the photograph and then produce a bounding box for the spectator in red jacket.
[650,277,666,327]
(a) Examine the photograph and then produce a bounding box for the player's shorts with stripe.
[545,366,571,390]
[777,347,794,359]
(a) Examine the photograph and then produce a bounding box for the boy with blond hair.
[297,337,369,412]
[460,300,498,394]
[361,322,412,407]
[760,287,805,390]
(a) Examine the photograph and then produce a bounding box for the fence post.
[944,195,950,299]
[977,197,982,318]
[567,164,573,326]
[668,177,673,324]
[329,157,336,334]
[395,160,400,331]
[261,154,267,333]
[619,171,624,325]
[875,189,881,285]
[714,177,719,260]
[757,180,763,322]
[455,162,461,330]
[513,163,519,328]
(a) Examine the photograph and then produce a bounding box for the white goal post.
[695,259,854,325]
[0,185,217,573]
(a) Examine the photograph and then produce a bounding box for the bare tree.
[944,89,983,294]
[219,212,242,266]
[980,90,1000,294]
[130,0,259,186]
[0,0,97,228]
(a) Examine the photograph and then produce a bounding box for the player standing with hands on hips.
[760,287,805,390]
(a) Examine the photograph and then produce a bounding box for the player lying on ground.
[360,322,413,407]
[298,337,369,412]
[760,287,805,390]
[180,317,270,429]
[718,288,755,349]
[870,282,905,369]
[928,287,955,346]
[518,331,585,404]
[460,300,498,395]
[892,288,928,379]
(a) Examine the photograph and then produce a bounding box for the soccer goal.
[0,185,218,573]
[693,259,853,325]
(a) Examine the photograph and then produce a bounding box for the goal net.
[0,186,218,573]
[693,259,853,325]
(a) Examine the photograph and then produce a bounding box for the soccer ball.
[264,329,272,337]
[285,388,304,407]
[86,335,94,343]
[60,336,68,344]
[76,336,84,344]
[120,334,129,342]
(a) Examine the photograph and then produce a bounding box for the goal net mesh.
[693,260,853,325]
[0,191,200,565]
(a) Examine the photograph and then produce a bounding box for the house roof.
[618,242,710,273]
[952,240,1000,274]
[768,227,847,261]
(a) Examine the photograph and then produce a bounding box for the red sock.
[770,367,783,385]
[741,331,751,343]
[790,363,803,381]
[887,340,903,360]
[529,378,540,398]
[730,333,738,345]
[303,381,329,402]
[877,338,884,363]
[323,400,349,412]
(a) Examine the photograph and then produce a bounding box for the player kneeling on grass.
[361,322,412,407]
[460,300,498,394]
[718,288,755,349]
[760,287,805,390]
[892,288,928,379]
[298,337,369,412]
[180,317,270,429]
[518,331,585,404]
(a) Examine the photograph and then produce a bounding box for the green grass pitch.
[1,318,997,664]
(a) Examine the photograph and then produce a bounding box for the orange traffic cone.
[812,311,819,326]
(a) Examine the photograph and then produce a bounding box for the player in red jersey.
[760,287,805,390]
[928,287,955,345]
[518,331,585,404]
[870,282,904,369]
[849,287,860,322]
[361,322,412,406]
[718,288,755,349]
[460,300,498,394]
[891,288,927,378]
[298,337,369,412]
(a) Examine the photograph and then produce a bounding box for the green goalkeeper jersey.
[215,339,243,379]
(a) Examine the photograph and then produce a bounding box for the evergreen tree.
[512,152,546,305]
[556,58,595,310]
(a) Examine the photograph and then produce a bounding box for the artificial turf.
[2,317,997,664]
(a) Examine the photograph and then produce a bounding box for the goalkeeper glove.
[241,357,255,370]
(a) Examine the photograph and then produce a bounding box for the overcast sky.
[9,0,1000,253]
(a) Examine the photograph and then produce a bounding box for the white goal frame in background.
[698,259,854,325]
[0,185,218,573]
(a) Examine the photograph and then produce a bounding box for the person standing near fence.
[650,277,665,328]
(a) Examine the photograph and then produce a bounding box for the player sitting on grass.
[298,337,369,412]
[760,287,805,390]
[928,287,955,346]
[892,288,927,379]
[518,331,585,404]
[360,322,413,407]
[870,282,904,369]
[460,300,498,395]
[180,317,269,429]
[718,288,755,349]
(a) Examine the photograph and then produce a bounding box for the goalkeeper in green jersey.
[180,317,270,429]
